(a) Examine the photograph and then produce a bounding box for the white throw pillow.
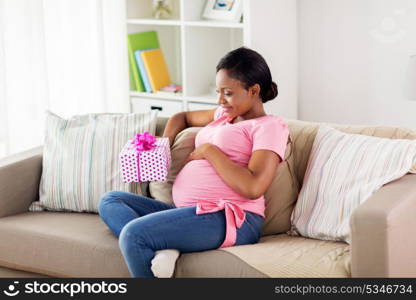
[288,125,416,243]
[30,110,158,213]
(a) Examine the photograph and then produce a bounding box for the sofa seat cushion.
[175,234,350,278]
[0,266,48,278]
[174,249,269,278]
[0,213,350,278]
[0,212,129,277]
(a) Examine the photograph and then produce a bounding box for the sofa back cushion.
[261,138,299,236]
[30,110,158,213]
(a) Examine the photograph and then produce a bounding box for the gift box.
[119,133,171,183]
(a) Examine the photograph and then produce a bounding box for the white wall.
[298,0,416,129]
[246,0,298,120]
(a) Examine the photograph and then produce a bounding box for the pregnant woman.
[98,46,290,278]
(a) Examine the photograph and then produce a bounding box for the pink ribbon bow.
[131,132,156,151]
[196,199,246,248]
[129,132,157,181]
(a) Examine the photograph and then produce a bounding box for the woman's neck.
[236,102,266,122]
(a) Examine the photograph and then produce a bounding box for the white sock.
[151,249,180,278]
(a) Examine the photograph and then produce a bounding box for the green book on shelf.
[127,31,160,92]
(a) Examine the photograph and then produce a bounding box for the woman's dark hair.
[216,46,278,103]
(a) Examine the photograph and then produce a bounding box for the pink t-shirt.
[172,106,289,247]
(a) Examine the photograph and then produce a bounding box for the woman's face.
[215,69,260,119]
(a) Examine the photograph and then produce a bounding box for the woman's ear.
[250,84,261,97]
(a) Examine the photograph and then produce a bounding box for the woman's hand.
[186,143,215,163]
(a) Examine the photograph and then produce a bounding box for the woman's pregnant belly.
[172,159,250,207]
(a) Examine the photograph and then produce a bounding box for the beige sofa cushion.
[262,137,299,235]
[0,266,48,278]
[221,234,351,277]
[0,212,130,277]
[0,211,259,278]
[175,250,268,278]
[0,211,349,278]
[176,234,350,278]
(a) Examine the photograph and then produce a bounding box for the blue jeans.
[98,191,264,278]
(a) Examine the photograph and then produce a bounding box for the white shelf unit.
[126,0,298,120]
[126,0,243,117]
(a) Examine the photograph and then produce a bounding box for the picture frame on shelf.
[202,0,243,23]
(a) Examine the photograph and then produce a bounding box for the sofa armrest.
[350,173,416,277]
[0,146,43,218]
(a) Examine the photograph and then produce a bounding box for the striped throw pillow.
[30,110,158,213]
[288,125,416,243]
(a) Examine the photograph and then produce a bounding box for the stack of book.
[128,31,181,94]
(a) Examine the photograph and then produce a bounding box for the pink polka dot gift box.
[119,132,171,182]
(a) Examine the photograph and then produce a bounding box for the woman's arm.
[189,144,282,199]
[162,112,188,147]
[162,109,216,147]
